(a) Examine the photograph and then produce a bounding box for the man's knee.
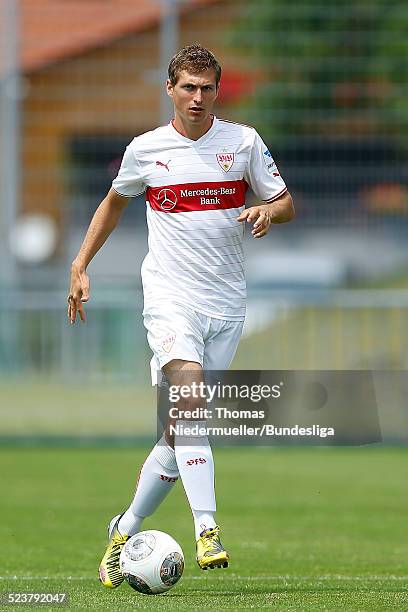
[164,359,205,416]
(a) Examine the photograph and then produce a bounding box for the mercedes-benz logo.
[158,188,177,211]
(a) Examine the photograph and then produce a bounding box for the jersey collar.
[169,115,218,146]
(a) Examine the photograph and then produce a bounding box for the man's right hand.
[67,262,90,324]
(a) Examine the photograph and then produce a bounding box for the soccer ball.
[119,530,184,595]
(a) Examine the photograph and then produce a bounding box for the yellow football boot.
[98,514,130,588]
[196,526,229,570]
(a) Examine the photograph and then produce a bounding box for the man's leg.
[99,306,205,587]
[99,438,179,588]
[118,309,207,538]
[163,360,216,537]
[117,434,179,536]
[163,359,228,569]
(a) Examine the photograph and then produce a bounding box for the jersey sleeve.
[111,142,146,197]
[245,131,288,203]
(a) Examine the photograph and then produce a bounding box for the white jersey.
[112,116,287,320]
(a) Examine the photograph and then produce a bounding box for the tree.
[232,0,408,143]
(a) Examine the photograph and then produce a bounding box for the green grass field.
[1,446,407,610]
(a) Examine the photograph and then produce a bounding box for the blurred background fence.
[1,0,407,441]
[2,289,408,381]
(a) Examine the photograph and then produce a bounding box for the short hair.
[168,44,221,87]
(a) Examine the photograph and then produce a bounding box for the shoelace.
[201,528,223,553]
[201,526,219,538]
[106,534,127,567]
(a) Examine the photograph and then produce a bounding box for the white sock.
[174,420,217,540]
[118,436,179,536]
[192,510,216,539]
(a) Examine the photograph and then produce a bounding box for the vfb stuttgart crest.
[161,333,176,353]
[216,150,234,172]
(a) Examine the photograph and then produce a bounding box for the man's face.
[167,68,219,126]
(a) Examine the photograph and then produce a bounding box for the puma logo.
[156,160,171,172]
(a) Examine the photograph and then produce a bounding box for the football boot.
[196,525,229,570]
[98,514,130,588]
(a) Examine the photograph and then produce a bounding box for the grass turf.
[1,446,407,610]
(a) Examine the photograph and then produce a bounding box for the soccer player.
[67,44,294,588]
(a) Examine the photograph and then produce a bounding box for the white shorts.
[143,302,244,384]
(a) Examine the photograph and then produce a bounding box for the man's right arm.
[68,188,129,324]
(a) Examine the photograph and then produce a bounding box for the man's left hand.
[236,192,294,238]
[237,204,274,238]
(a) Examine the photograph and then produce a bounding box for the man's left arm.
[237,191,295,238]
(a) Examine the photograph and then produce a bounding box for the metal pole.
[159,0,180,125]
[0,0,20,287]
